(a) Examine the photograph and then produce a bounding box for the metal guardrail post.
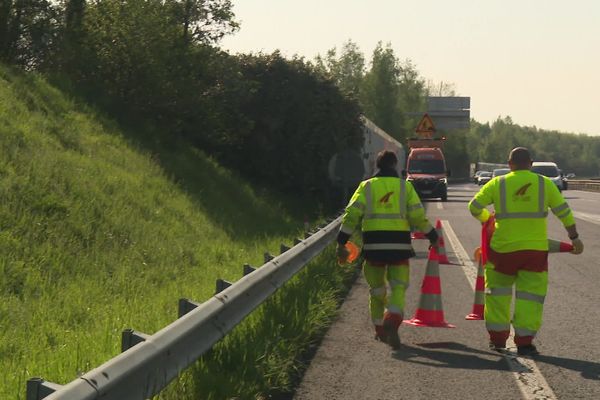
[26,378,63,400]
[178,298,201,318]
[121,329,150,352]
[242,264,256,276]
[215,279,232,294]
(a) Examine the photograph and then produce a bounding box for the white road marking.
[442,220,557,400]
[573,211,600,225]
[437,202,443,210]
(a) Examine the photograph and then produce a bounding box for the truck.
[361,117,405,177]
[405,138,449,202]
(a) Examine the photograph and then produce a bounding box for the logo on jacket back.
[379,192,395,208]
[513,183,532,202]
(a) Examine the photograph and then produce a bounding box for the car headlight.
[439,178,447,184]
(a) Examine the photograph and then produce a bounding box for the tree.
[167,0,238,45]
[0,0,60,68]
[317,40,365,97]
[360,42,402,140]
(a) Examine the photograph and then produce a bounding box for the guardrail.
[27,216,342,400]
[567,180,600,193]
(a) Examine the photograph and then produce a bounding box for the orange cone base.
[403,309,455,328]
[465,304,484,320]
[404,317,455,328]
[465,314,484,320]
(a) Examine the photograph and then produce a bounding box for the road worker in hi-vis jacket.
[336,150,439,349]
[468,147,584,356]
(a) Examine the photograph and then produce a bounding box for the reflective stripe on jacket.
[468,170,575,252]
[338,170,433,262]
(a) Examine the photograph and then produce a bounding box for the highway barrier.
[567,179,600,193]
[27,216,342,400]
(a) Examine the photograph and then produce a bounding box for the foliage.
[210,52,364,200]
[0,63,354,399]
[469,118,600,176]
[317,41,427,145]
[442,117,600,178]
[158,248,356,400]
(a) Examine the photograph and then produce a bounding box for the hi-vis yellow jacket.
[338,172,434,262]
[469,170,575,252]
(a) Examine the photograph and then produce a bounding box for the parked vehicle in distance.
[477,171,492,185]
[492,168,511,178]
[406,144,449,202]
[473,170,485,183]
[531,161,567,191]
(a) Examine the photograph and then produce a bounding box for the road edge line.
[442,220,557,400]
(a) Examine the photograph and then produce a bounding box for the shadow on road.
[535,354,600,380]
[392,342,510,372]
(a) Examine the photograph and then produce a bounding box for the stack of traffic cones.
[465,247,485,320]
[435,220,452,264]
[404,247,455,328]
[548,239,574,253]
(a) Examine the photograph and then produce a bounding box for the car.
[531,161,567,191]
[473,170,485,183]
[492,168,511,178]
[477,171,492,185]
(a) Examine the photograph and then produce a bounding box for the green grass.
[0,65,353,399]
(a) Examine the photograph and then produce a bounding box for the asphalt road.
[293,184,600,400]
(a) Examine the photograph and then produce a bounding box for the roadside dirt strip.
[293,185,600,400]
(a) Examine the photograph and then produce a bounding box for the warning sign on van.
[415,113,436,138]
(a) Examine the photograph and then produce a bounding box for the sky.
[221,0,600,136]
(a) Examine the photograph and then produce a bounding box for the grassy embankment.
[0,65,355,399]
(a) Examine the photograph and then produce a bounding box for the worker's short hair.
[508,147,532,166]
[376,150,398,170]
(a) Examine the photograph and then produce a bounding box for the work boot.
[517,344,540,357]
[374,325,388,343]
[488,341,506,353]
[383,319,401,350]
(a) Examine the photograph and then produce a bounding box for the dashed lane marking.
[442,220,557,400]
[437,202,443,210]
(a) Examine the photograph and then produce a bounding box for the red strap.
[481,215,495,264]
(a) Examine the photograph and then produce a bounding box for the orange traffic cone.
[404,247,455,328]
[435,220,452,265]
[548,239,573,253]
[465,247,485,320]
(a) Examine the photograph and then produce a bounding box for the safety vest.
[469,170,574,252]
[340,174,432,262]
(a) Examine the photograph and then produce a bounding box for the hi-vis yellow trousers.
[363,261,409,325]
[485,263,548,346]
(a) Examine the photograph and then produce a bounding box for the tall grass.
[0,65,352,399]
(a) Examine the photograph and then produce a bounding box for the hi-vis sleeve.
[337,181,367,244]
[406,182,433,233]
[546,180,576,227]
[469,181,493,223]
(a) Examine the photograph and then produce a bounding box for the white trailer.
[361,116,405,178]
